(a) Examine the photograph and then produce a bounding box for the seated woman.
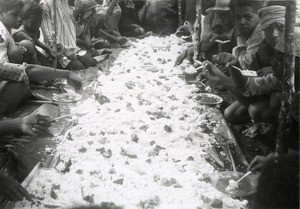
[0,0,39,65]
[12,0,55,67]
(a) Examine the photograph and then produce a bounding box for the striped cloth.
[40,0,79,67]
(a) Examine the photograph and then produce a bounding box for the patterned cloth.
[232,25,264,70]
[237,74,281,97]
[0,62,29,84]
[40,0,78,67]
[0,21,15,63]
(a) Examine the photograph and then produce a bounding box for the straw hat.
[206,0,230,13]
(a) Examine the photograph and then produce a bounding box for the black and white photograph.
[0,0,299,208]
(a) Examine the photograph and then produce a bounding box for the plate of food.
[52,93,82,103]
[205,171,259,197]
[192,93,223,105]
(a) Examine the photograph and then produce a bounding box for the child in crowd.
[229,0,264,70]
[12,0,55,67]
[0,0,39,65]
[208,5,289,125]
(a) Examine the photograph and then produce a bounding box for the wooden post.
[193,0,201,63]
[178,0,182,27]
[53,0,58,71]
[275,0,296,156]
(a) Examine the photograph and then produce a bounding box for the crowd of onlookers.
[0,0,299,208]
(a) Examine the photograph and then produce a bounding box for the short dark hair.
[230,0,266,14]
[0,0,23,13]
[22,0,43,19]
[255,153,299,209]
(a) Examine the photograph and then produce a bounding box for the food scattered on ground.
[15,36,248,209]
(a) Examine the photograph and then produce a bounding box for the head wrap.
[258,5,286,30]
[275,27,300,57]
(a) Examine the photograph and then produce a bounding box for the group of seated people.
[0,0,299,208]
[175,0,299,207]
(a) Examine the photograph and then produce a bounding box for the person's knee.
[8,44,23,64]
[249,104,262,122]
[0,81,31,114]
[77,53,97,68]
[224,106,237,124]
[65,58,85,71]
[269,91,282,111]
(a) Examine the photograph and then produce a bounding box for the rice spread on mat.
[15,35,248,209]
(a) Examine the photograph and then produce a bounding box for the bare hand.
[0,175,31,201]
[174,49,188,66]
[212,52,238,68]
[257,67,274,77]
[176,21,194,35]
[116,37,128,45]
[67,72,83,93]
[248,153,275,172]
[204,61,222,82]
[21,114,51,136]
[46,47,55,59]
[64,48,77,60]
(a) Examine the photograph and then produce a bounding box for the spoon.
[237,171,253,183]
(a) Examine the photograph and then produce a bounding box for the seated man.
[12,0,55,67]
[0,0,39,65]
[209,5,288,125]
[138,0,178,35]
[118,0,146,37]
[174,0,235,65]
[206,23,300,125]
[41,0,97,70]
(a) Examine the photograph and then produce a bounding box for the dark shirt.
[180,0,196,24]
[139,0,178,34]
[249,39,275,71]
